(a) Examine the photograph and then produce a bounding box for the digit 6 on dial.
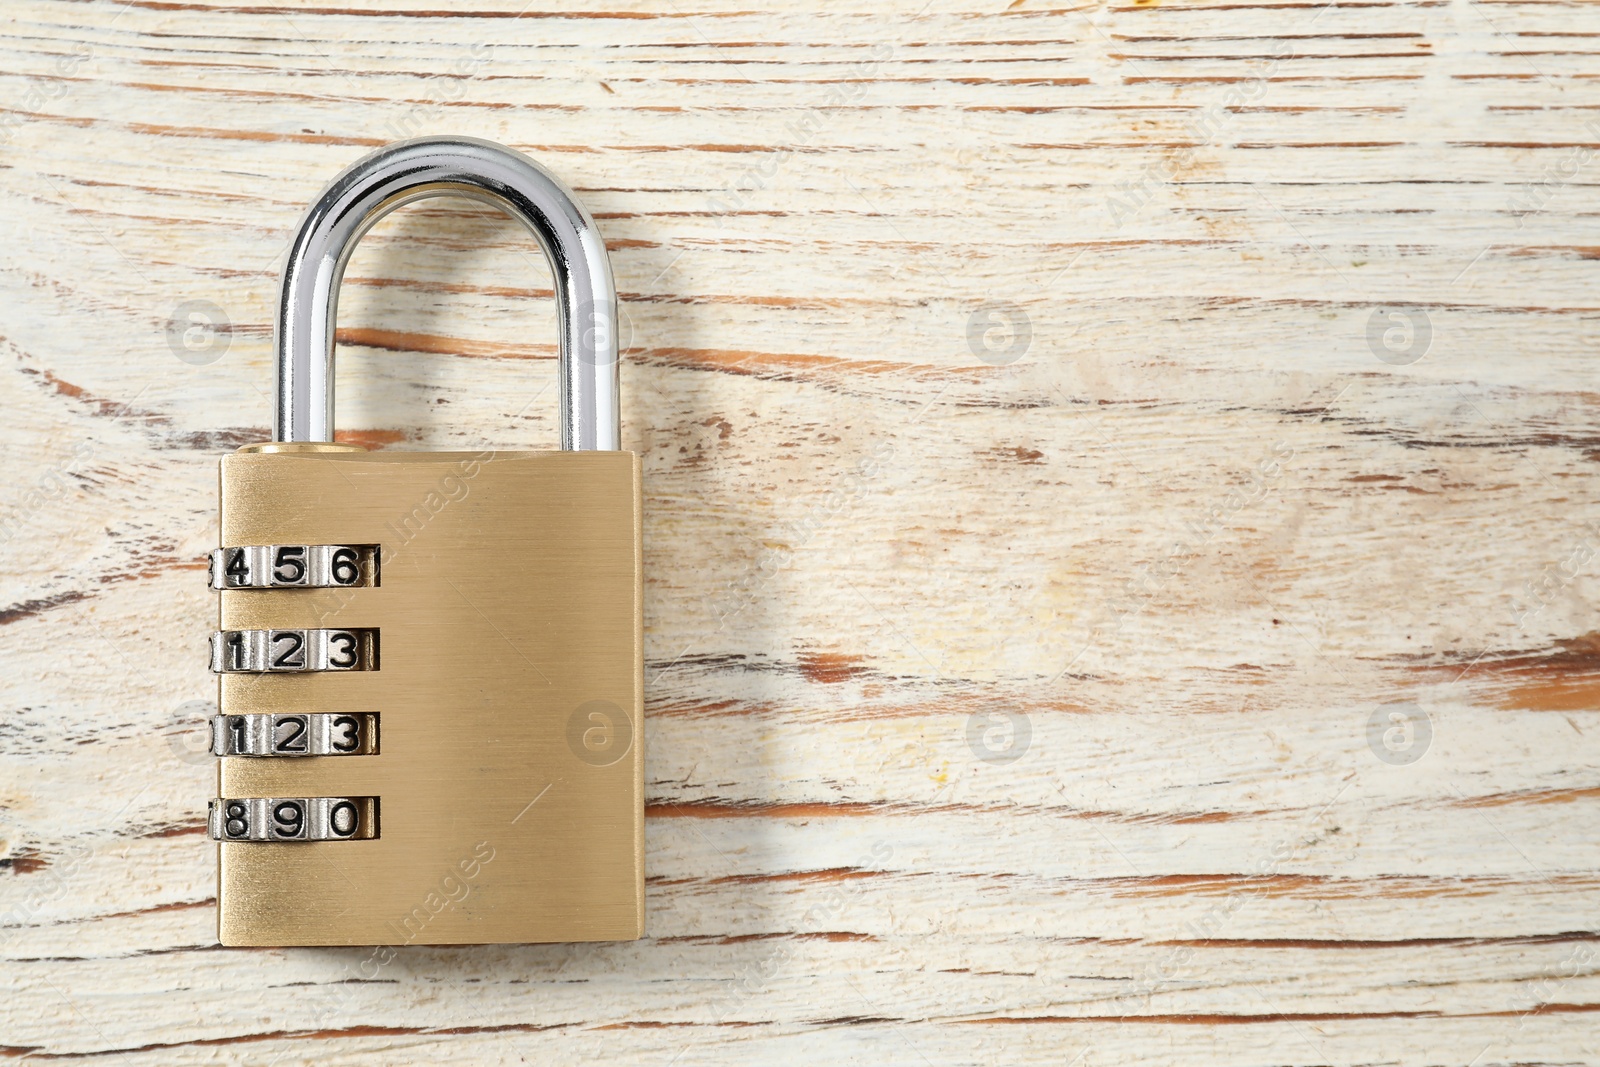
[330,546,361,585]
[207,544,377,589]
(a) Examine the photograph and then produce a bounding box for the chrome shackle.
[273,136,619,450]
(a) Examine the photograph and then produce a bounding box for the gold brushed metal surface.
[215,448,643,946]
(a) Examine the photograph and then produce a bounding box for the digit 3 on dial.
[209,628,378,673]
[212,713,379,757]
[206,138,643,945]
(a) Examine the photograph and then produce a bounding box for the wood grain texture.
[2,0,1599,1062]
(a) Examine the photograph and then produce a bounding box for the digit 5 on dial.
[205,138,644,948]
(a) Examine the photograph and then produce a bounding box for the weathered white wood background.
[3,0,1599,1062]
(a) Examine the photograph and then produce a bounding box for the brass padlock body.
[216,447,643,946]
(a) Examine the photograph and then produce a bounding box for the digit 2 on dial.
[211,713,379,757]
[209,629,378,673]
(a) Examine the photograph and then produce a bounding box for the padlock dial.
[209,544,380,590]
[210,628,379,673]
[208,796,379,841]
[211,713,378,757]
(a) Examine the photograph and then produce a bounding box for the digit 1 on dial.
[211,713,379,757]
[209,629,378,673]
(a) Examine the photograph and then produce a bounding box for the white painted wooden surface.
[3,0,1600,1062]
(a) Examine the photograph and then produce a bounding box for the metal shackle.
[273,136,619,450]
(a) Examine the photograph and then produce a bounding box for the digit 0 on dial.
[210,628,377,673]
[208,138,643,948]
[213,713,378,757]
[208,796,378,841]
[209,544,378,589]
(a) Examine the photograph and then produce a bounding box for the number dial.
[209,545,378,589]
[209,629,378,673]
[208,796,378,842]
[211,713,378,757]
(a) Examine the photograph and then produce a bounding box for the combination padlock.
[204,137,643,947]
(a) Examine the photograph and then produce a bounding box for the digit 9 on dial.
[203,137,643,947]
[208,796,378,842]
